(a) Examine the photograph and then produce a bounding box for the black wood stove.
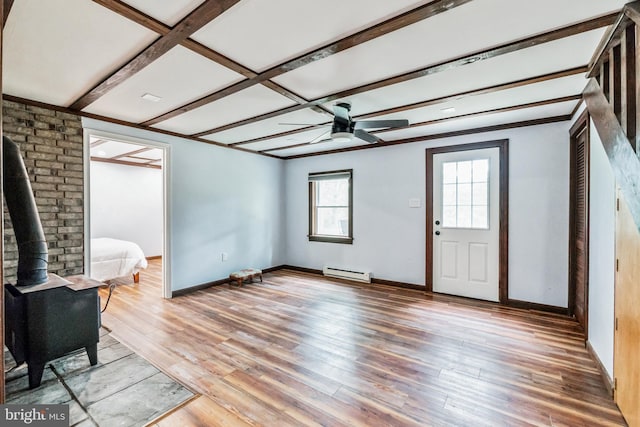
[4,276,101,388]
[3,136,102,388]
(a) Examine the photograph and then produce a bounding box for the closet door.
[614,192,640,427]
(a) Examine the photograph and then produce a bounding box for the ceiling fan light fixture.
[331,132,353,143]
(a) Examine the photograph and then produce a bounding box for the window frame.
[308,169,353,244]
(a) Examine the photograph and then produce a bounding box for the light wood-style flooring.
[99,260,626,426]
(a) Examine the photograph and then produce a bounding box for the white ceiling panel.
[121,0,206,26]
[380,101,576,141]
[3,0,158,106]
[84,46,244,123]
[238,128,333,152]
[152,84,297,135]
[3,0,626,160]
[370,73,587,126]
[274,4,611,100]
[204,109,330,144]
[322,29,606,116]
[270,137,371,158]
[191,0,431,72]
[143,148,164,160]
[91,140,147,158]
[267,100,576,157]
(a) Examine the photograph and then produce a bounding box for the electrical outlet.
[221,252,228,262]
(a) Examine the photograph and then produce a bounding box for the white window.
[441,159,489,229]
[308,170,353,244]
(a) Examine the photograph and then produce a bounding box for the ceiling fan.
[284,102,409,144]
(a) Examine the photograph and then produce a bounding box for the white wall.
[83,118,286,292]
[587,120,616,378]
[285,122,570,307]
[90,161,163,256]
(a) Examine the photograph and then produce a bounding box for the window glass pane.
[457,161,472,183]
[316,207,349,236]
[472,182,487,205]
[473,206,488,229]
[457,205,472,228]
[317,179,349,206]
[473,159,489,182]
[443,184,457,206]
[442,206,457,227]
[457,183,472,206]
[442,162,457,184]
[440,158,490,229]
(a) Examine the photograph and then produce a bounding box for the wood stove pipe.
[2,136,48,286]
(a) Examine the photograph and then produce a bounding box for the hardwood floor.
[100,260,626,426]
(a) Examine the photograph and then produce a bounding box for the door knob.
[435,231,440,235]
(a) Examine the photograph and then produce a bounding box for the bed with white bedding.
[90,237,148,283]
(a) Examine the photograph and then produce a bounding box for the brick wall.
[2,99,84,282]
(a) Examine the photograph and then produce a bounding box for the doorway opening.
[84,130,171,298]
[426,139,509,303]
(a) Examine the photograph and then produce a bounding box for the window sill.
[308,235,353,244]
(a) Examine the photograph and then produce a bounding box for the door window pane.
[441,158,490,229]
[443,184,457,205]
[473,159,489,182]
[473,206,488,228]
[457,205,472,228]
[443,162,457,184]
[457,161,472,183]
[457,183,472,206]
[443,206,457,227]
[473,182,488,205]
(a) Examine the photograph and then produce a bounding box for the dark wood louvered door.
[569,114,590,337]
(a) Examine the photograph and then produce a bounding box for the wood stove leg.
[28,362,45,389]
[133,272,140,283]
[86,344,98,366]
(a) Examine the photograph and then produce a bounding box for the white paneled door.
[432,147,500,302]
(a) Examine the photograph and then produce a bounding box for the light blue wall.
[83,118,573,309]
[284,122,571,307]
[82,118,286,292]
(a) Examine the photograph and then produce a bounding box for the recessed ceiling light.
[441,107,456,115]
[141,93,162,102]
[97,150,107,156]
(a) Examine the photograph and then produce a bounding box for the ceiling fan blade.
[309,130,331,144]
[354,129,380,144]
[333,102,351,123]
[355,119,409,130]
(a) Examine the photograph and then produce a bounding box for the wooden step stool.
[229,268,263,287]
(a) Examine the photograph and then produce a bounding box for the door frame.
[83,129,172,299]
[568,111,590,333]
[426,139,509,303]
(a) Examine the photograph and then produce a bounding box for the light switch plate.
[409,198,421,208]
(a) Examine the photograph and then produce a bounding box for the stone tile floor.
[5,328,194,427]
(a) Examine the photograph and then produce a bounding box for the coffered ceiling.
[2,0,631,158]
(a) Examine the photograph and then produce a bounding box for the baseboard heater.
[323,266,371,283]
